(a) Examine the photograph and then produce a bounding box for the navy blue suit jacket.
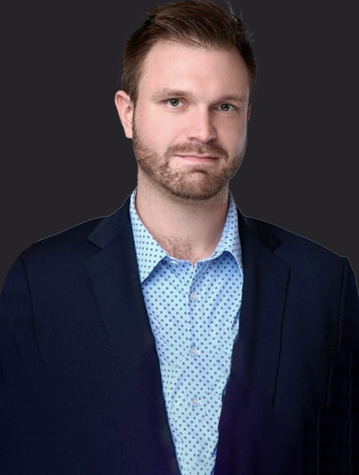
[1,197,358,474]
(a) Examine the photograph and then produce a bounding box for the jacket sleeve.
[0,255,45,385]
[307,257,359,473]
[1,255,33,325]
[0,255,50,473]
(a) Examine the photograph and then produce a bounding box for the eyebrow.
[151,88,249,105]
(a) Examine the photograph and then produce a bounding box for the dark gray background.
[1,0,358,291]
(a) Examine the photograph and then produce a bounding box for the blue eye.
[168,98,182,107]
[220,104,235,111]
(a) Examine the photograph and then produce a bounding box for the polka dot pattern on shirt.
[130,190,243,475]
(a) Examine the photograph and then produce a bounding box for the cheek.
[135,118,173,154]
[146,119,184,150]
[227,123,247,153]
[135,105,173,140]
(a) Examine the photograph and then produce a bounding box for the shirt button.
[189,292,199,301]
[190,347,198,356]
[170,259,179,266]
[192,397,201,406]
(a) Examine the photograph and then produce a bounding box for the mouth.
[175,154,219,162]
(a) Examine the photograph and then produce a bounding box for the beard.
[132,116,247,201]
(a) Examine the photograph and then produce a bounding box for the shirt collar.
[130,189,243,283]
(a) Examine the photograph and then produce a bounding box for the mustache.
[165,143,228,159]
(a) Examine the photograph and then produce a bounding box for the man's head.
[115,0,257,202]
[121,0,257,108]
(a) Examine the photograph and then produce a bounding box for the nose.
[186,107,217,143]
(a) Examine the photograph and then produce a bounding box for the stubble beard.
[132,116,247,202]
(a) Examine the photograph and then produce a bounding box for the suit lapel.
[84,199,180,474]
[219,211,291,434]
[84,198,156,370]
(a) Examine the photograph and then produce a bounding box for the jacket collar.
[86,196,282,254]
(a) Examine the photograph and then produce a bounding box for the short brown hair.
[120,0,257,106]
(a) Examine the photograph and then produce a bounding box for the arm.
[306,258,359,473]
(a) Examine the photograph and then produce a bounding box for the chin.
[162,178,227,202]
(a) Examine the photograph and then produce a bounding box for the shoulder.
[241,215,359,340]
[1,217,103,292]
[17,196,132,266]
[243,214,343,260]
[2,197,132,292]
[241,214,349,283]
[22,216,104,264]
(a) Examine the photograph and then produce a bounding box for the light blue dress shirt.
[130,190,243,475]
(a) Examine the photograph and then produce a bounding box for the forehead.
[139,40,250,100]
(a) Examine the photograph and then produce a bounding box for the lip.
[175,154,218,162]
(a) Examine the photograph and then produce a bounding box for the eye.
[167,98,183,107]
[219,103,236,112]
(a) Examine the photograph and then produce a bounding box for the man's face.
[120,40,251,201]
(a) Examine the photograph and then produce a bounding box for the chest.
[141,255,243,366]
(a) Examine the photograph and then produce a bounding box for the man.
[1,0,358,474]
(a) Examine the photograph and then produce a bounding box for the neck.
[135,177,230,265]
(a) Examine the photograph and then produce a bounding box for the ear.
[247,104,251,122]
[115,90,134,138]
